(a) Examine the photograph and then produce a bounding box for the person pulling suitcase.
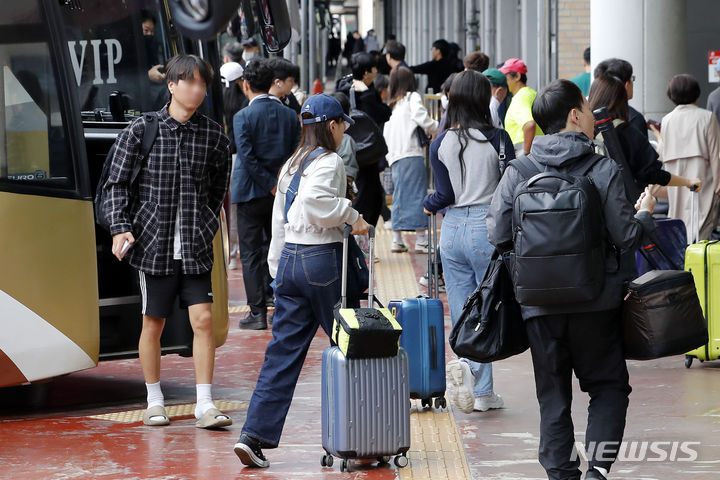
[233,94,369,468]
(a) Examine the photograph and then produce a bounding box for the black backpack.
[94,113,159,231]
[509,153,606,306]
[346,88,388,168]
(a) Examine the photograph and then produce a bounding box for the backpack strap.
[284,148,327,223]
[509,155,541,180]
[497,132,507,176]
[129,112,159,185]
[577,153,606,177]
[349,88,357,110]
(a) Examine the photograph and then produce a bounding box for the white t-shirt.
[173,210,182,260]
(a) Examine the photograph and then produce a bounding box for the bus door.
[0,0,98,387]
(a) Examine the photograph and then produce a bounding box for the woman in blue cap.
[234,94,370,468]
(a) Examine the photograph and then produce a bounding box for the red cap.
[499,58,528,75]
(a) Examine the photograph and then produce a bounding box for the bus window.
[0,2,74,189]
[59,0,176,118]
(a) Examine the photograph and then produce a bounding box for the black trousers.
[525,309,631,480]
[236,196,274,316]
[353,163,383,227]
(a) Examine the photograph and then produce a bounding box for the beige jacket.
[660,104,720,241]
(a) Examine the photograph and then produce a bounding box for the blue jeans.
[440,205,495,397]
[241,242,342,447]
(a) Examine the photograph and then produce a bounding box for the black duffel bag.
[346,89,388,167]
[449,251,529,363]
[622,270,707,360]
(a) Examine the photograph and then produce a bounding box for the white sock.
[146,381,164,409]
[416,230,428,245]
[593,466,608,478]
[392,230,404,244]
[195,384,216,419]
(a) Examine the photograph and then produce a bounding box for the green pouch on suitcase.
[332,307,402,358]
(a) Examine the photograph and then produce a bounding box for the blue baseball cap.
[301,94,355,125]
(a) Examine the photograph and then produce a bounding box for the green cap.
[482,68,507,87]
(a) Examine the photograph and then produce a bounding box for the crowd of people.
[100,29,720,480]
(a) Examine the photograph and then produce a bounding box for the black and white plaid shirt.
[105,104,231,275]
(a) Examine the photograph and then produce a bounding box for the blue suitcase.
[388,214,447,409]
[320,346,411,472]
[636,218,687,274]
[389,298,446,408]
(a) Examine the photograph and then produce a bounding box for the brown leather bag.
[622,270,707,360]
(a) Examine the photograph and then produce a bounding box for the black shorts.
[138,261,213,319]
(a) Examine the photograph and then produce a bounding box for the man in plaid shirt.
[103,54,232,429]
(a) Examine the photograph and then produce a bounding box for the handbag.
[622,270,707,360]
[415,126,431,148]
[344,234,370,305]
[449,250,529,363]
[381,166,394,195]
[346,88,388,168]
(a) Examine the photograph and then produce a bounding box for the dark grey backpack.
[509,153,606,306]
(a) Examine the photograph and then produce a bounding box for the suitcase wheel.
[421,398,431,408]
[340,459,349,472]
[434,396,447,409]
[321,454,334,467]
[377,456,391,464]
[394,454,409,468]
[685,355,694,369]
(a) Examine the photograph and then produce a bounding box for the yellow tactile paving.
[373,227,420,306]
[85,400,247,423]
[374,229,472,480]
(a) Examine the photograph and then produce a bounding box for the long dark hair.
[388,67,416,107]
[444,70,494,185]
[588,74,629,121]
[280,113,342,192]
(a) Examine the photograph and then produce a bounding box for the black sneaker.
[239,312,267,330]
[585,468,607,480]
[234,434,270,468]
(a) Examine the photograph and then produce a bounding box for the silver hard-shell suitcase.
[321,346,411,472]
[320,224,411,472]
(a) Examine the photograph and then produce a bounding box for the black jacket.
[628,106,648,139]
[410,59,458,93]
[222,84,249,154]
[616,121,671,188]
[336,77,392,127]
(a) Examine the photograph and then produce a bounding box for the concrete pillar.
[309,0,316,86]
[591,0,686,119]
[466,0,479,54]
[300,0,308,92]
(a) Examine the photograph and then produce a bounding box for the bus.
[0,0,290,389]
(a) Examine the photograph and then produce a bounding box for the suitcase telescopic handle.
[341,224,375,309]
[427,213,439,298]
[690,187,700,244]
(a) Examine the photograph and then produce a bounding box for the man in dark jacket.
[594,58,647,138]
[487,79,657,480]
[410,39,458,93]
[232,58,301,330]
[106,54,232,429]
[337,52,391,227]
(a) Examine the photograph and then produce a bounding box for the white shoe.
[446,359,474,414]
[228,258,238,270]
[474,393,504,412]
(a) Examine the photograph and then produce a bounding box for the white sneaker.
[391,242,408,253]
[446,359,474,414]
[474,393,504,412]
